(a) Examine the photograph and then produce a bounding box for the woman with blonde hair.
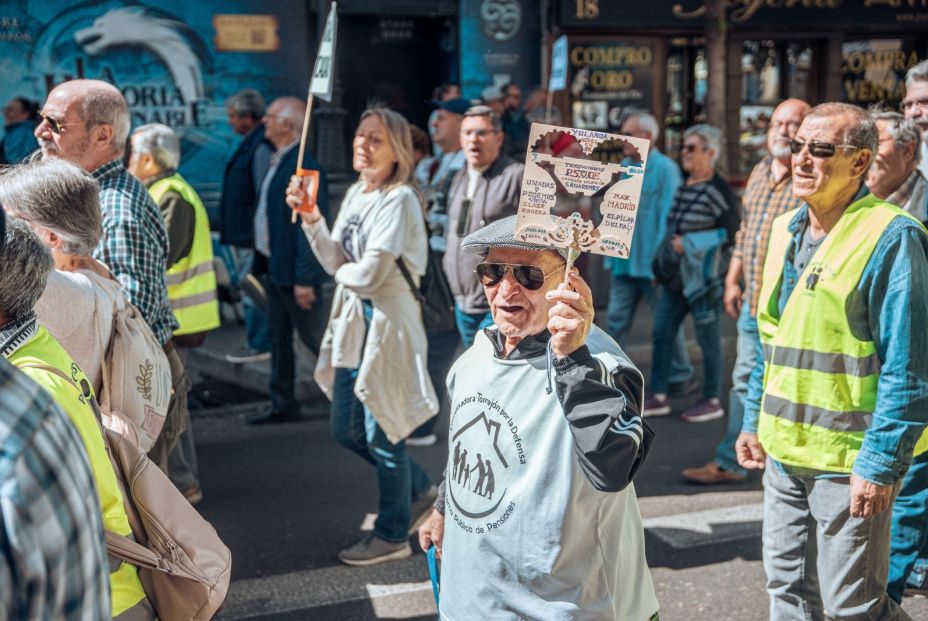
[288,107,438,565]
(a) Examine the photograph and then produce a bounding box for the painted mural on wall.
[459,0,540,97]
[0,0,310,209]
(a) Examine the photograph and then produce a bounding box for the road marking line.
[643,502,763,549]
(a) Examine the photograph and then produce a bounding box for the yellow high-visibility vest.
[11,327,149,618]
[149,173,220,336]
[756,194,928,472]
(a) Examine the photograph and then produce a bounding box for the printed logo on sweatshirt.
[446,392,526,534]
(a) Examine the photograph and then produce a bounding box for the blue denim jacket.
[609,150,682,279]
[743,189,928,484]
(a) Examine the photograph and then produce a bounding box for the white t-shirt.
[34,269,122,391]
[332,182,428,275]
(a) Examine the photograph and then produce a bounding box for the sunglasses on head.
[475,262,564,290]
[789,139,861,158]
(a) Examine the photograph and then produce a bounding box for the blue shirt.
[610,149,682,279]
[743,187,928,484]
[0,120,38,164]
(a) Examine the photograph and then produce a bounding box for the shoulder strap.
[17,361,148,567]
[395,257,426,304]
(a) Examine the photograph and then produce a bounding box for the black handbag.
[396,251,456,333]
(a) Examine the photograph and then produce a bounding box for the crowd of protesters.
[2,58,928,620]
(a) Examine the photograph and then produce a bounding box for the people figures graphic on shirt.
[458,448,471,487]
[452,441,462,481]
[471,453,487,495]
[484,459,495,500]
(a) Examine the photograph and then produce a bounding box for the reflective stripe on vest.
[149,173,220,336]
[756,195,928,472]
[10,328,149,616]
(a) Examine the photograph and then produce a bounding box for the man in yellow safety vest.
[735,102,928,620]
[129,123,218,506]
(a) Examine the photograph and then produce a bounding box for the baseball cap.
[432,97,472,116]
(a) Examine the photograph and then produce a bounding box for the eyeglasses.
[788,139,861,158]
[681,143,705,153]
[462,128,499,139]
[38,111,77,135]
[475,262,564,290]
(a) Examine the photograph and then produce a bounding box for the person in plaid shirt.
[682,98,809,485]
[35,79,189,473]
[0,215,110,620]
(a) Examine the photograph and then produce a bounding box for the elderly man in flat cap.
[418,215,658,620]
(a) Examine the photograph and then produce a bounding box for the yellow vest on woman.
[11,326,150,618]
[756,195,928,473]
[149,174,220,336]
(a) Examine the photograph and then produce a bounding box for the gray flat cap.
[461,215,569,259]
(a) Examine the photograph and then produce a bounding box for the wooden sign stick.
[291,93,316,224]
[545,88,554,123]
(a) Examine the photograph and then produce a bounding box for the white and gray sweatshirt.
[436,325,659,621]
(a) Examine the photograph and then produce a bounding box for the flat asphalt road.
[187,310,928,620]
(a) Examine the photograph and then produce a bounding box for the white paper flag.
[310,3,338,102]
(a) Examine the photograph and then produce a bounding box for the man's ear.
[850,148,872,179]
[91,123,116,151]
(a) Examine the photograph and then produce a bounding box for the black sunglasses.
[789,139,861,158]
[475,262,564,290]
[38,111,73,135]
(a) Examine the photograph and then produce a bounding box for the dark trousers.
[266,281,326,414]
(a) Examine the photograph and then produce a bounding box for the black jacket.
[218,124,270,247]
[253,145,330,288]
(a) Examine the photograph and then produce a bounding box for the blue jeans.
[454,305,493,348]
[651,287,722,399]
[606,275,693,386]
[412,328,460,438]
[241,251,269,352]
[714,304,757,475]
[888,449,928,602]
[330,366,432,542]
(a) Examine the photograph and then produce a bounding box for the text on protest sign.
[514,123,650,259]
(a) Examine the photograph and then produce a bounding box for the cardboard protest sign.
[514,123,650,260]
[292,2,337,220]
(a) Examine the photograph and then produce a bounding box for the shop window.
[738,40,816,177]
[665,41,707,159]
[841,39,924,110]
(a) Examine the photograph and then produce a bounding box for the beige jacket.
[303,210,438,443]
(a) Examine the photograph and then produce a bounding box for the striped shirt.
[667,173,741,241]
[0,357,110,620]
[734,157,804,316]
[91,158,178,344]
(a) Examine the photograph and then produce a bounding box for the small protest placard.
[514,123,650,259]
[549,36,568,92]
[309,3,338,102]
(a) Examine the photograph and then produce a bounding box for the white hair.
[623,111,660,140]
[131,123,181,171]
[684,124,723,167]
